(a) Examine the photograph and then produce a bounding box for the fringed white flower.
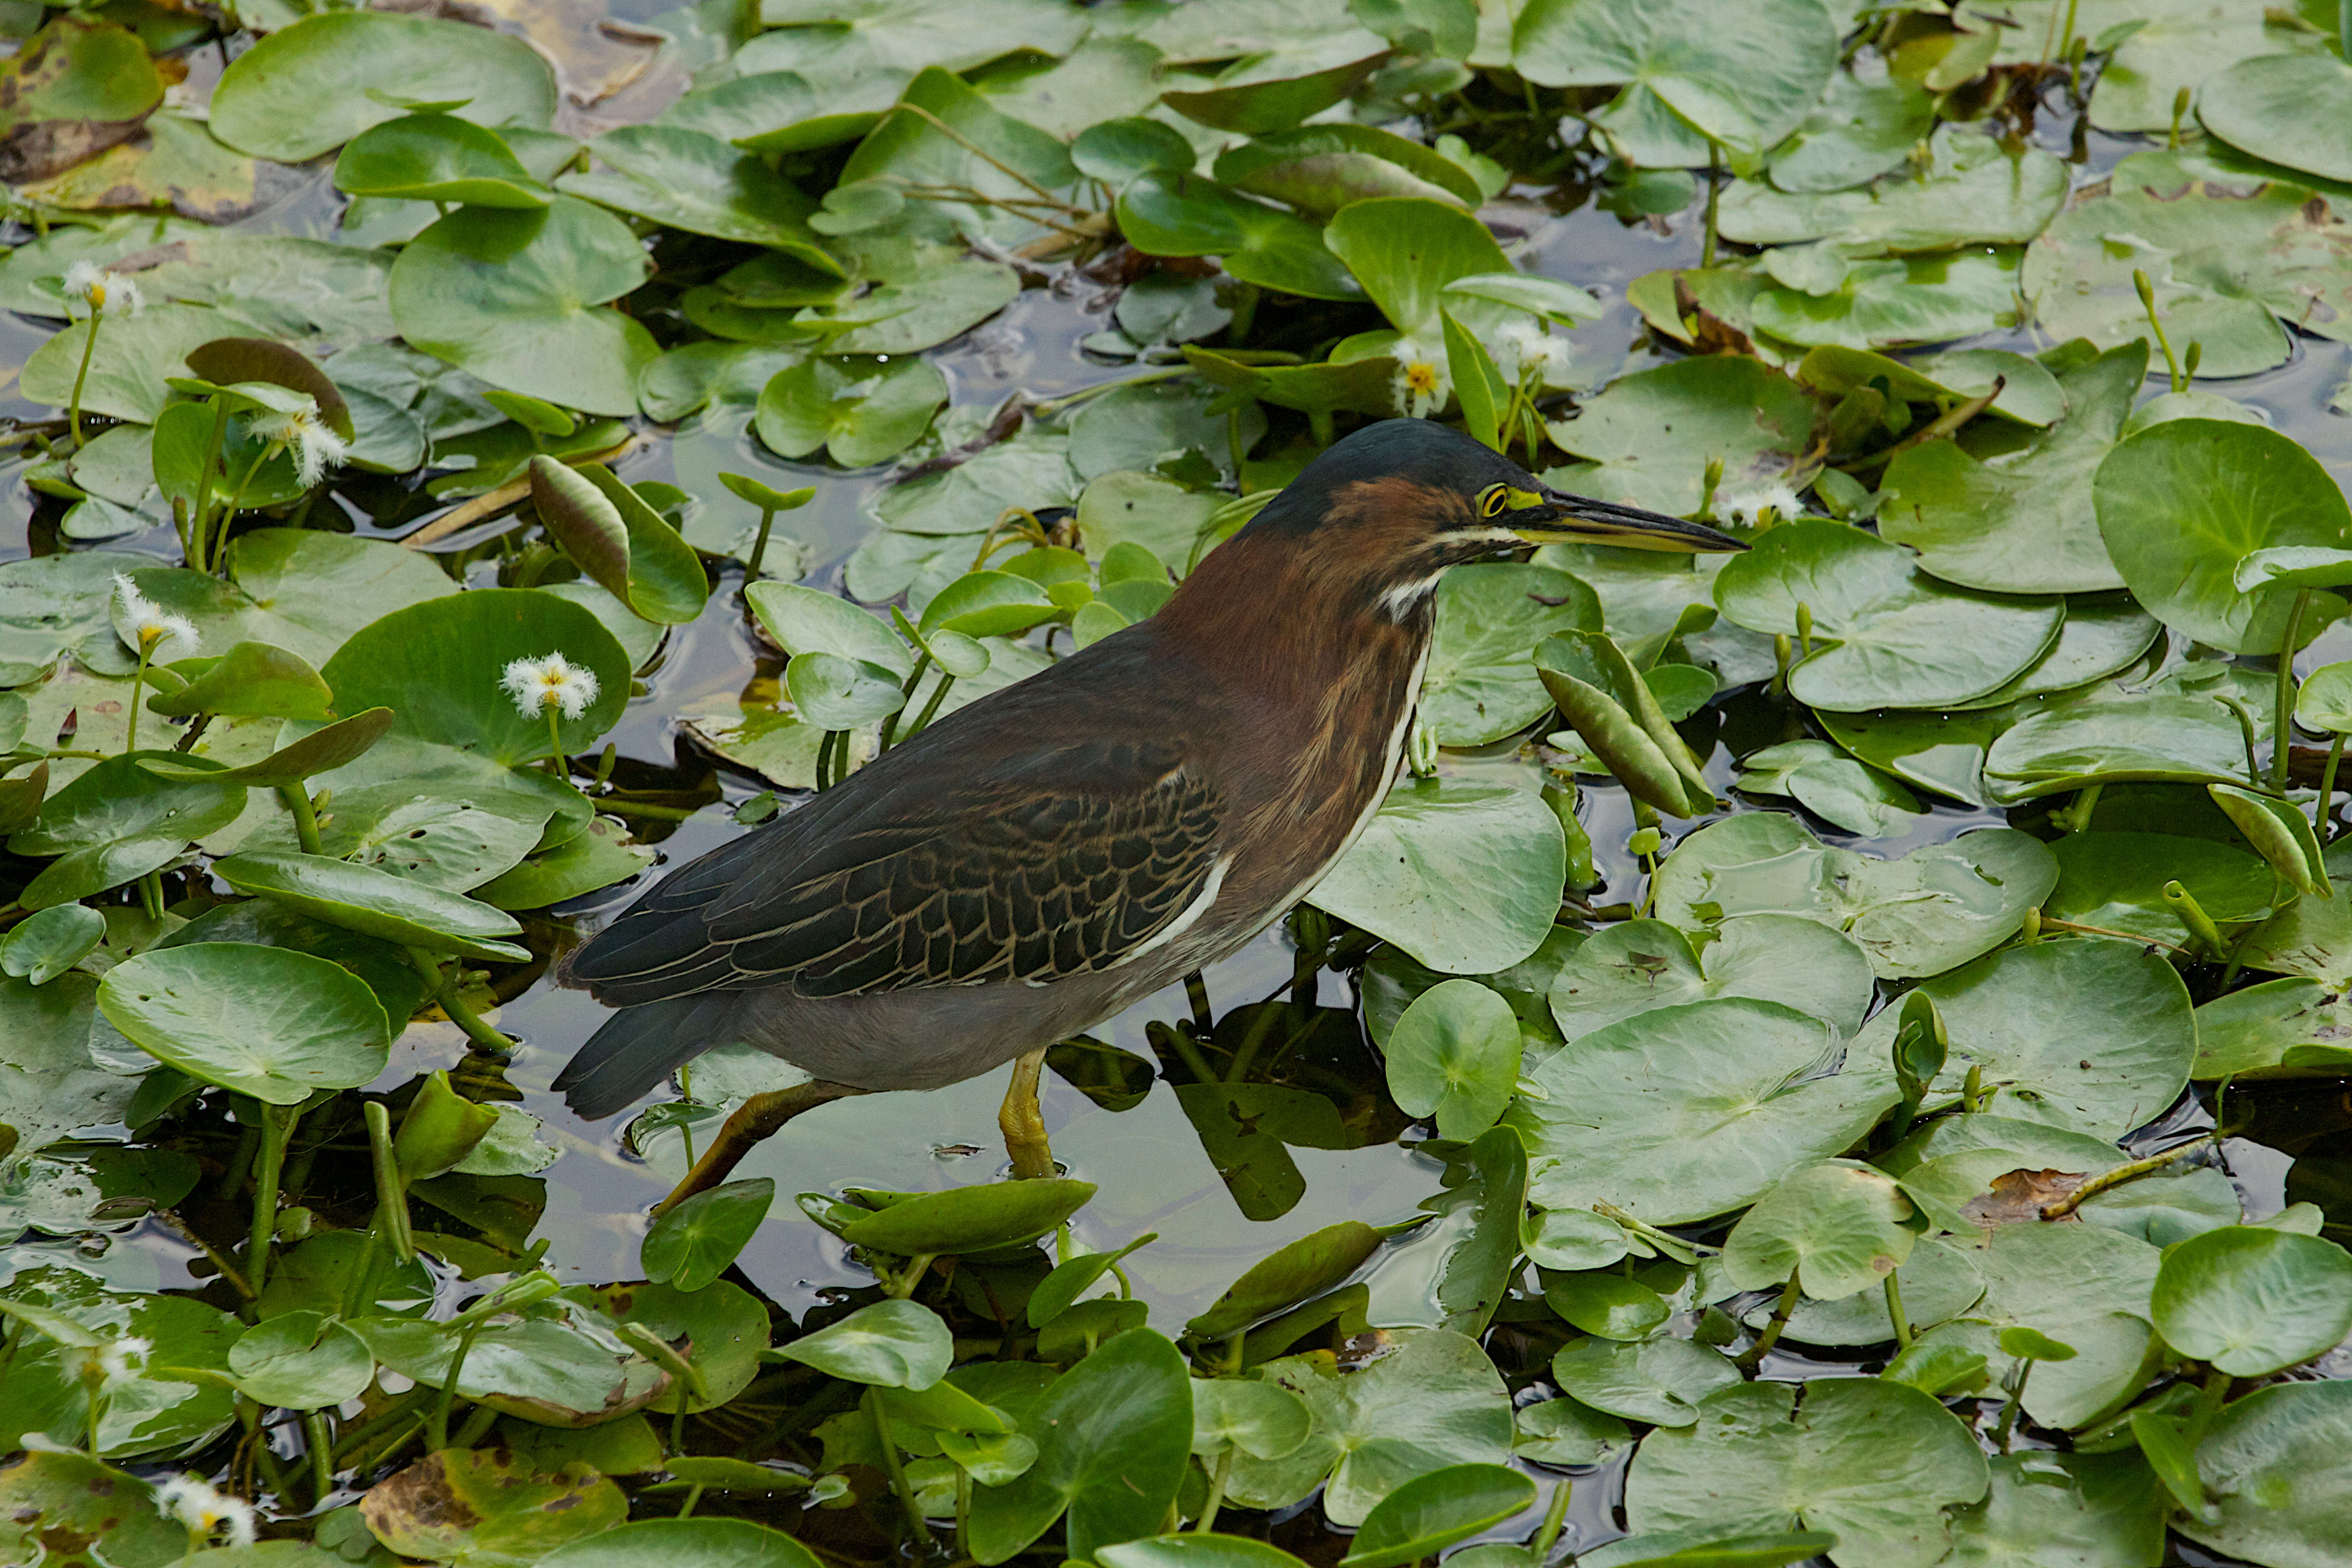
[152,1474,258,1549]
[61,1335,150,1389]
[249,398,350,488]
[1496,319,1571,384]
[62,259,144,318]
[112,574,199,658]
[502,652,601,721]
[1715,481,1805,528]
[1390,331,1453,419]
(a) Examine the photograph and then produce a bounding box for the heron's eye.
[1477,484,1510,517]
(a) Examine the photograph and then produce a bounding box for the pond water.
[7,2,2352,1565]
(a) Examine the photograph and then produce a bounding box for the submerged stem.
[2275,588,2312,790]
[246,1101,301,1297]
[67,302,102,447]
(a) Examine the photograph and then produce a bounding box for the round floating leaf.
[1511,0,1836,154]
[473,814,654,911]
[918,571,1061,639]
[361,1449,625,1566]
[1714,523,2062,711]
[1541,1272,1670,1340]
[642,1178,775,1293]
[2177,1381,2352,1568]
[1651,813,2058,979]
[774,1299,953,1389]
[145,640,333,721]
[1101,1539,1308,1568]
[1186,1221,1383,1340]
[1548,914,1874,1042]
[2194,977,2352,1079]
[1071,117,1197,185]
[1507,998,1900,1225]
[2096,418,2352,655]
[1547,356,1817,518]
[98,943,391,1104]
[0,903,104,986]
[213,852,529,963]
[126,531,458,669]
[1308,779,1566,974]
[746,581,914,675]
[1324,196,1511,340]
[335,113,547,208]
[784,652,907,731]
[1513,1396,1632,1467]
[1162,52,1386,135]
[389,197,657,417]
[1422,563,1600,746]
[1551,1336,1740,1427]
[0,1451,183,1568]
[1767,71,1934,192]
[320,588,630,765]
[2046,831,2279,947]
[0,1267,244,1458]
[1720,1160,1916,1302]
[1192,1378,1313,1460]
[2200,50,2352,184]
[1733,739,1923,836]
[584,1279,769,1416]
[1115,173,1362,301]
[836,1177,1096,1255]
[528,460,710,626]
[1340,1464,1536,1568]
[754,356,947,468]
[210,11,557,162]
[2151,1225,2352,1376]
[1725,127,2067,255]
[1624,1379,1989,1561]
[1216,124,1481,221]
[559,126,836,271]
[227,1309,376,1410]
[1850,937,2195,1139]
[1981,688,2250,802]
[538,1519,822,1568]
[1385,979,1521,1142]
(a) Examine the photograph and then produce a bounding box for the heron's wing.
[564,734,1226,1005]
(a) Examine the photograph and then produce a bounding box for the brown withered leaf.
[1960,1167,2091,1228]
[362,1449,624,1568]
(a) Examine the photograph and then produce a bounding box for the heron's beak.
[1507,486,1748,553]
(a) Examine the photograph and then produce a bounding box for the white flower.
[1390,331,1453,419]
[501,651,601,721]
[249,398,350,488]
[1496,319,1570,383]
[62,260,143,316]
[152,1474,258,1548]
[61,1335,149,1388]
[112,573,199,658]
[1715,481,1805,528]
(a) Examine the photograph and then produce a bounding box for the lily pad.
[1384,979,1521,1142]
[227,1310,376,1410]
[2192,978,2352,1079]
[98,943,391,1104]
[2150,1225,2352,1376]
[361,1449,625,1568]
[1721,128,2069,255]
[213,852,529,963]
[2045,831,2279,948]
[1550,1336,1741,1428]
[1547,356,1816,517]
[1713,522,2062,711]
[1511,0,1837,156]
[1506,997,1900,1225]
[1650,812,2058,979]
[1307,778,1566,975]
[560,126,836,269]
[335,113,549,208]
[2200,50,2352,186]
[537,1519,821,1568]
[1733,740,1924,836]
[210,11,558,163]
[1421,563,1600,746]
[754,356,947,468]
[773,1299,951,1389]
[2177,1381,2352,1568]
[1116,173,1362,301]
[1548,914,1874,1043]
[1766,71,1934,193]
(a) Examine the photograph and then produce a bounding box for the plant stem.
[1702,144,1721,268]
[2134,269,2185,392]
[212,443,279,574]
[901,673,955,741]
[1530,1472,1573,1559]
[545,705,566,778]
[1737,1274,1803,1370]
[879,650,931,753]
[745,506,780,579]
[677,1483,705,1519]
[278,783,323,855]
[2275,589,2312,789]
[866,1386,931,1540]
[247,1102,301,1297]
[2038,1138,2208,1219]
[1994,1358,2034,1451]
[303,1408,335,1505]
[1884,1270,1912,1350]
[1193,1448,1235,1533]
[365,1100,415,1263]
[67,302,102,447]
[405,946,511,1054]
[2321,731,2346,841]
[125,639,153,752]
[429,1317,488,1452]
[188,397,232,570]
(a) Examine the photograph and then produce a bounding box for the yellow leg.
[999,1047,1055,1179]
[653,1081,860,1216]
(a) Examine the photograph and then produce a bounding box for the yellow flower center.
[1403,362,1440,394]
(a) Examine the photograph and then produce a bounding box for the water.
[3,41,2347,1560]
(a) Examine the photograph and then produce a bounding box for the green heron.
[555,420,1742,1210]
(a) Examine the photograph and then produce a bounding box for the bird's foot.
[998,1046,1056,1180]
[653,1080,860,1216]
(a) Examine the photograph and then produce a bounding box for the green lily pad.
[1186,1222,1383,1340]
[2200,49,2352,185]
[1216,124,1481,220]
[0,904,104,987]
[319,588,630,766]
[1224,1328,1512,1525]
[213,852,529,963]
[21,304,266,426]
[1384,979,1520,1142]
[1551,1336,1740,1428]
[2238,840,2352,988]
[1879,342,2145,595]
[472,815,654,910]
[0,1266,243,1459]
[2193,978,2352,1079]
[1511,0,1837,155]
[1624,1379,1990,1564]
[1548,914,1874,1042]
[1733,740,1924,836]
[560,125,836,270]
[1721,1162,1918,1302]
[582,1278,769,1415]
[538,1519,821,1568]
[2046,831,2279,947]
[1982,687,2251,802]
[0,1450,183,1568]
[1421,563,1600,746]
[2096,416,2352,656]
[1766,70,1934,193]
[1547,356,1816,517]
[754,355,947,468]
[335,113,549,208]
[1747,246,2029,350]
[360,1449,626,1568]
[1714,522,2062,711]
[1116,173,1362,301]
[775,1299,951,1389]
[1307,778,1566,974]
[1651,812,2058,979]
[98,942,390,1104]
[210,10,557,162]
[2151,1225,2352,1376]
[389,197,657,417]
[1507,997,1898,1225]
[227,1309,376,1410]
[1723,127,2069,254]
[121,534,456,671]
[2177,1381,2352,1568]
[1341,1464,1535,1568]
[642,1178,774,1293]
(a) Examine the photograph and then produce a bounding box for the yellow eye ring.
[1478,484,1510,517]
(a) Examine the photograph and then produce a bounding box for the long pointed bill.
[1511,487,1748,553]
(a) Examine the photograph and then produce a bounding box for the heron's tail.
[552,991,741,1120]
